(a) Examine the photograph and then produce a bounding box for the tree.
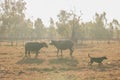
[0,0,26,41]
[56,10,71,39]
[22,19,33,40]
[48,18,57,39]
[69,10,81,43]
[56,10,81,42]
[34,18,46,39]
[0,0,27,46]
[111,19,120,41]
[92,12,110,40]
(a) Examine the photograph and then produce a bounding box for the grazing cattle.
[25,42,48,58]
[49,40,74,57]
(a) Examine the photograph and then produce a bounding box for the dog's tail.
[88,54,91,58]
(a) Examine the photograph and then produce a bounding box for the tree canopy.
[0,0,120,42]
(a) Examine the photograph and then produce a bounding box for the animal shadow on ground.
[16,58,45,65]
[26,58,79,73]
[49,57,79,66]
[25,67,55,73]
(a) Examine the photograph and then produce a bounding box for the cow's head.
[102,56,107,59]
[42,42,48,48]
[49,40,54,45]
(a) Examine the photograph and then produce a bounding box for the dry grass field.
[0,41,120,80]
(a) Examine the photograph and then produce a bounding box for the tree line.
[0,0,120,43]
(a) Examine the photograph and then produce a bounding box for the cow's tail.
[88,54,91,58]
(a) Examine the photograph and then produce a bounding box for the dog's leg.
[88,62,91,66]
[98,63,103,67]
[90,62,93,66]
[88,60,93,66]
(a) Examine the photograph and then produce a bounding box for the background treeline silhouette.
[0,0,120,43]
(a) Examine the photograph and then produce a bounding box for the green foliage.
[56,10,80,41]
[47,18,57,39]
[76,12,113,40]
[56,10,72,39]
[110,19,120,40]
[0,0,27,39]
[34,18,47,39]
[0,1,119,41]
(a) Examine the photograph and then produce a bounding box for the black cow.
[25,42,48,58]
[49,40,74,57]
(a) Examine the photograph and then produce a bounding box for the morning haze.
[0,0,120,80]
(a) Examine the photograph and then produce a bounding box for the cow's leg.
[28,51,31,57]
[88,60,93,66]
[57,49,59,57]
[70,48,73,57]
[60,50,63,57]
[25,50,27,57]
[35,51,39,58]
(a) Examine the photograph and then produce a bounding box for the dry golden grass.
[0,41,120,80]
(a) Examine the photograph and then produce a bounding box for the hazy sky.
[25,0,120,26]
